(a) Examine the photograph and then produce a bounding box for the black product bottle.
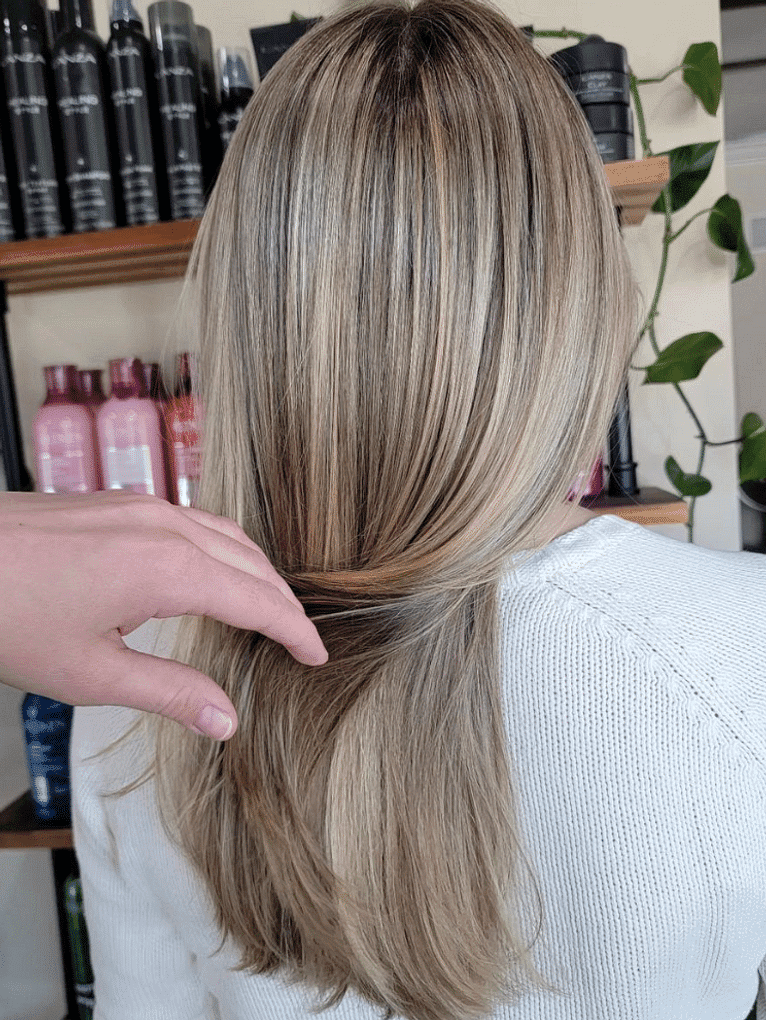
[0,73,21,238]
[148,0,205,220]
[194,24,220,188]
[0,124,17,239]
[106,0,167,224]
[217,46,253,155]
[52,0,122,232]
[0,0,67,238]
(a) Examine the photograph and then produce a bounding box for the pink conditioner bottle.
[77,368,107,488]
[32,364,100,493]
[96,357,168,498]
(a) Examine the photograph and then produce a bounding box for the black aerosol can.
[194,23,220,189]
[0,0,67,237]
[106,0,166,224]
[0,73,22,239]
[217,46,253,155]
[148,0,205,220]
[52,0,122,231]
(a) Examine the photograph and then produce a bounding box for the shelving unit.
[0,791,72,849]
[0,153,680,1020]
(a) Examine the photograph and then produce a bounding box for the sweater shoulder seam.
[539,577,766,779]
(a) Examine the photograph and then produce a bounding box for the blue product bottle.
[21,693,74,823]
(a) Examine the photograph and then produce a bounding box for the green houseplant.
[536,29,766,543]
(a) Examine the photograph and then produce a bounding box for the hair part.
[102,2,644,1017]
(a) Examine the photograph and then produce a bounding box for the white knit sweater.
[70,513,766,1020]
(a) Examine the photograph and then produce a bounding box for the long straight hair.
[105,2,645,1017]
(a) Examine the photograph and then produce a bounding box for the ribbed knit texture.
[70,513,766,1020]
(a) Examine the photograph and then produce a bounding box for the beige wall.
[0,0,741,1015]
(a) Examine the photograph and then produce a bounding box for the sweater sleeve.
[70,706,215,1020]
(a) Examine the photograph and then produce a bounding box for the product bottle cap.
[147,0,196,53]
[3,0,49,41]
[109,356,146,398]
[44,364,78,398]
[218,46,254,97]
[61,0,96,33]
[195,24,212,65]
[109,0,142,29]
[77,368,105,400]
[176,351,196,395]
[142,361,167,400]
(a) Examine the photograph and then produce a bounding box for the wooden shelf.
[0,218,198,295]
[605,155,670,227]
[583,485,688,527]
[0,791,73,850]
[0,156,670,294]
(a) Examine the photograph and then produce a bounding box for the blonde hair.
[104,2,644,1017]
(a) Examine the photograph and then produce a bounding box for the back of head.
[148,1,644,1017]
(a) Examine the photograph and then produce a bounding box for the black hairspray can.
[217,46,253,154]
[194,24,220,189]
[0,0,67,237]
[52,0,122,231]
[148,0,205,220]
[106,0,166,224]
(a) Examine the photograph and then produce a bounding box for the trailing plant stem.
[628,68,720,542]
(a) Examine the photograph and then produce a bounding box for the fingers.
[155,546,328,666]
[98,644,239,739]
[161,503,307,614]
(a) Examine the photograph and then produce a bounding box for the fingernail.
[193,706,234,740]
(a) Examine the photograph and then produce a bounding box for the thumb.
[100,645,238,740]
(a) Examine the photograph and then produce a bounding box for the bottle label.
[171,410,200,503]
[173,440,200,507]
[155,44,205,219]
[1,35,64,237]
[25,733,71,818]
[104,444,156,494]
[34,774,50,804]
[36,416,96,492]
[0,145,15,241]
[107,38,160,225]
[53,47,117,231]
[218,107,246,154]
[39,446,91,492]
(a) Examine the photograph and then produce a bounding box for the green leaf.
[643,331,723,384]
[681,42,721,116]
[742,412,765,439]
[651,142,718,215]
[290,11,306,20]
[740,431,766,483]
[665,456,712,497]
[708,195,756,282]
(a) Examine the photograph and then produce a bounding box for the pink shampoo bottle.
[77,368,107,488]
[32,364,100,494]
[96,357,168,498]
[142,360,174,502]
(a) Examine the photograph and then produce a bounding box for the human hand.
[0,490,328,740]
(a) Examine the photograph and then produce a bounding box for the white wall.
[0,0,744,1014]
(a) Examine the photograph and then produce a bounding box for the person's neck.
[540,501,600,543]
